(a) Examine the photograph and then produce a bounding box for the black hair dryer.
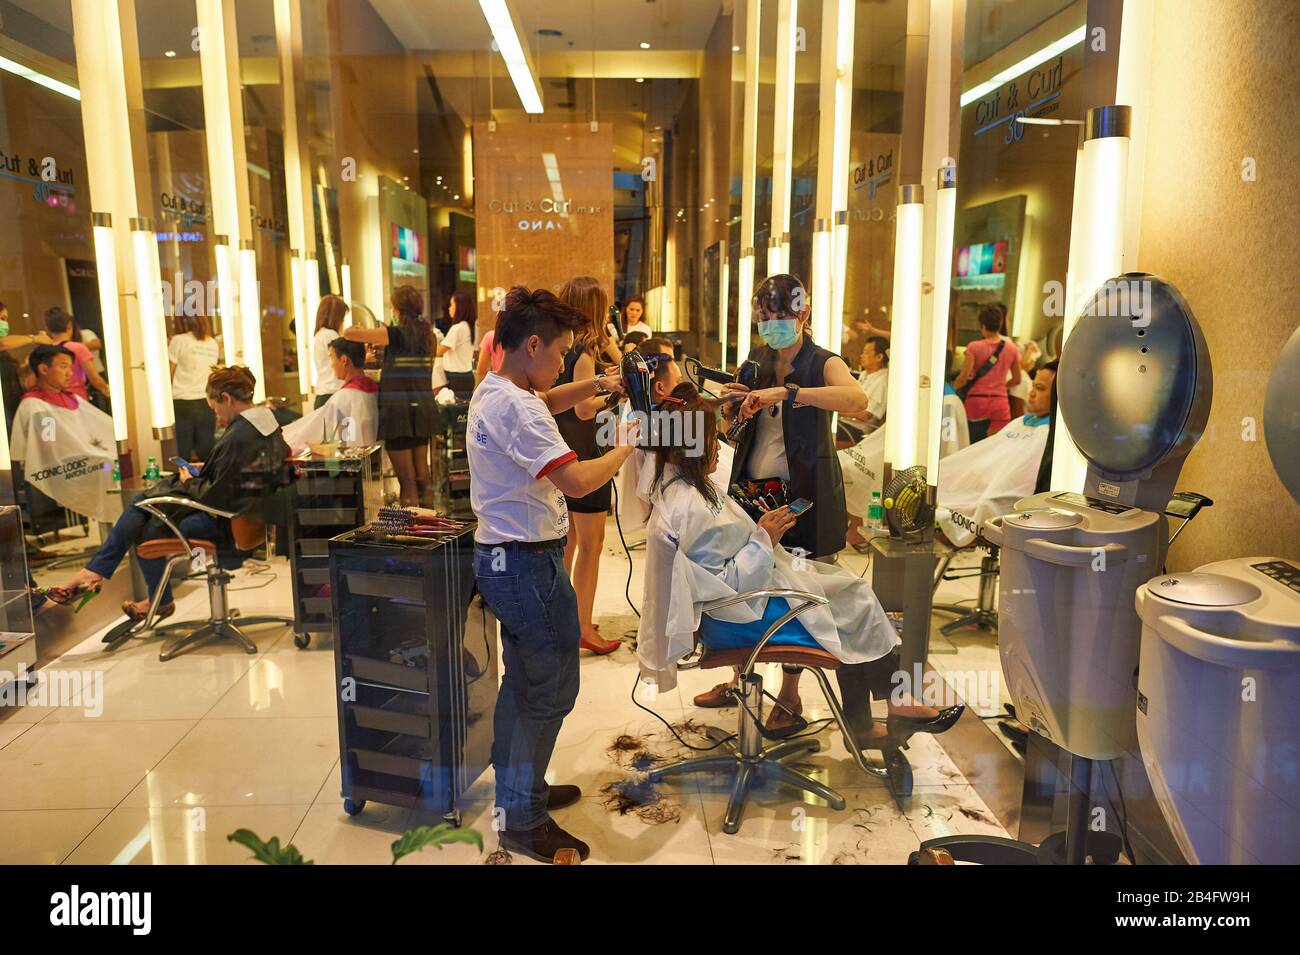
[622,350,653,418]
[608,304,625,341]
[725,359,762,441]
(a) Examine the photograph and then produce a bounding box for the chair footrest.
[698,646,841,670]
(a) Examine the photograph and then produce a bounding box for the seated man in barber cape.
[9,344,118,524]
[935,361,1056,547]
[283,338,379,455]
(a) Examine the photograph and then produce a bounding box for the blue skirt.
[697,597,822,651]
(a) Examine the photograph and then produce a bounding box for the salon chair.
[101,496,292,661]
[931,544,999,635]
[648,588,907,835]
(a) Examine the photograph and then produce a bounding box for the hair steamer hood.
[982,275,1212,761]
[1134,324,1300,864]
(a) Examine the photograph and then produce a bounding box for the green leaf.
[391,824,483,863]
[227,828,314,865]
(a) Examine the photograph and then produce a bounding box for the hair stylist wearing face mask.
[710,275,871,732]
[722,275,867,558]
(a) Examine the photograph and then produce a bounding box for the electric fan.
[881,465,933,539]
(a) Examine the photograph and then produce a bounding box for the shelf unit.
[327,523,496,824]
[288,445,384,649]
[431,403,472,516]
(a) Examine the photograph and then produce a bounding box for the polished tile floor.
[0,525,1011,865]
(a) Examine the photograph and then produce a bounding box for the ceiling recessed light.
[640,41,651,49]
[164,50,176,57]
[635,77,644,84]
[732,45,741,53]
[454,194,460,200]
[412,148,419,153]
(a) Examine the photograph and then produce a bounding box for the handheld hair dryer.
[622,350,653,417]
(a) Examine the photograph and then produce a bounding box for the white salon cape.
[635,460,899,692]
[936,413,1050,546]
[282,383,379,455]
[839,392,969,519]
[10,393,118,523]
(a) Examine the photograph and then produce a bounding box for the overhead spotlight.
[635,77,644,84]
[732,45,740,52]
[412,148,419,153]
[640,41,651,49]
[164,50,176,58]
[454,194,461,200]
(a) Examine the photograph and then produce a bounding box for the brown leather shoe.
[692,682,736,708]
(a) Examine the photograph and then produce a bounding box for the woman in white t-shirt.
[312,294,349,409]
[168,312,223,461]
[438,289,476,399]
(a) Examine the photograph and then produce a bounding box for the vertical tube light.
[92,212,130,443]
[130,218,175,435]
[213,235,239,362]
[883,185,924,473]
[811,220,833,344]
[718,246,730,369]
[1051,105,1131,492]
[239,239,265,402]
[925,167,957,482]
[290,250,308,395]
[304,255,321,389]
[736,249,755,360]
[340,259,353,329]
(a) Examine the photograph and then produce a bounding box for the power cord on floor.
[1101,758,1137,864]
[609,479,640,618]
[628,669,735,752]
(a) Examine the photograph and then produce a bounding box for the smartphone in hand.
[787,498,814,517]
[171,457,201,477]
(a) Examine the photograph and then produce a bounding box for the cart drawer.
[348,654,428,693]
[349,703,431,738]
[297,565,330,587]
[297,539,331,558]
[340,571,424,603]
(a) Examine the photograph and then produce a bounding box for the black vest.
[729,335,848,558]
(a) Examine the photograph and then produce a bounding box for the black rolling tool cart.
[288,445,384,649]
[431,402,473,516]
[328,523,497,825]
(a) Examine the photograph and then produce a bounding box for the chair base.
[650,737,845,835]
[932,604,998,635]
[157,613,294,662]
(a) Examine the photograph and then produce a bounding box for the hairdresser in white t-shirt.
[168,312,223,461]
[438,289,476,400]
[467,285,635,865]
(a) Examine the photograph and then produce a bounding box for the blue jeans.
[474,540,580,832]
[86,491,222,605]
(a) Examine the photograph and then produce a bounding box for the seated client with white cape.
[282,338,379,455]
[635,383,962,749]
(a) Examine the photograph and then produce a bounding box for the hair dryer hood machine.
[985,274,1213,761]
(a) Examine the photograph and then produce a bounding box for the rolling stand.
[329,523,496,826]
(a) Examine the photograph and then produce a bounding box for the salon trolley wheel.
[293,632,311,649]
[343,798,366,817]
[443,809,462,828]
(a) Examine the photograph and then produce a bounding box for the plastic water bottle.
[868,490,883,533]
[145,456,159,482]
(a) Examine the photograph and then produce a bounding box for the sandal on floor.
[37,582,100,607]
[763,702,808,739]
[692,682,736,708]
[122,600,176,623]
